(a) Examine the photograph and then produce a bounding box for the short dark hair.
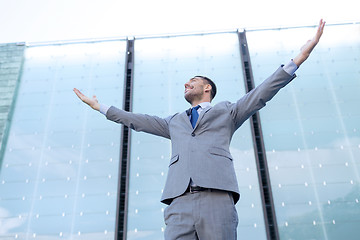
[195,75,217,100]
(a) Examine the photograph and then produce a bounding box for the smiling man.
[74,20,325,240]
[184,76,216,106]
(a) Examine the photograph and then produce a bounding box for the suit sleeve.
[229,66,296,129]
[106,106,172,139]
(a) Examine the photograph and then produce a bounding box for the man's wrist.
[92,103,100,111]
[283,60,298,76]
[99,104,110,115]
[293,52,309,68]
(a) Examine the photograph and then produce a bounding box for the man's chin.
[184,94,193,104]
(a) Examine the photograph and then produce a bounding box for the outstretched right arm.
[73,88,171,139]
[106,106,171,139]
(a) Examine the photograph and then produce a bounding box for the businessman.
[74,20,325,240]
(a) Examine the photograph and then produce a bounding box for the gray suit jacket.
[106,66,295,205]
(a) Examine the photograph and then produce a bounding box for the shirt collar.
[198,102,211,109]
[186,102,211,116]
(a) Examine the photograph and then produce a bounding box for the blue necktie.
[190,105,201,128]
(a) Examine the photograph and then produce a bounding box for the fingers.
[319,19,325,32]
[316,19,326,39]
[74,88,91,104]
[73,88,85,99]
[73,88,83,96]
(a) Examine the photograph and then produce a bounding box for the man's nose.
[184,82,190,88]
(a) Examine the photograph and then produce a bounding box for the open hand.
[73,88,100,111]
[293,19,326,67]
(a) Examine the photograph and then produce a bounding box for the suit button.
[191,133,195,137]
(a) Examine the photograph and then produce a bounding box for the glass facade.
[0,23,359,240]
[0,41,126,239]
[247,23,360,239]
[127,33,266,240]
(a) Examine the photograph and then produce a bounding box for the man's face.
[184,77,205,104]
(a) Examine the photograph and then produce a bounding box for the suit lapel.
[180,111,193,129]
[194,106,212,130]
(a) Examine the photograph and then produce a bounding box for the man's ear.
[204,84,212,93]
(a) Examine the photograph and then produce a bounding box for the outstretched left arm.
[293,19,326,67]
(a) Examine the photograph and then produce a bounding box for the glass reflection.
[247,23,360,239]
[128,33,267,239]
[0,41,126,239]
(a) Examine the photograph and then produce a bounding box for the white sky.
[0,0,359,44]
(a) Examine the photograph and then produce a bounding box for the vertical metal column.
[115,38,135,240]
[237,30,280,240]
